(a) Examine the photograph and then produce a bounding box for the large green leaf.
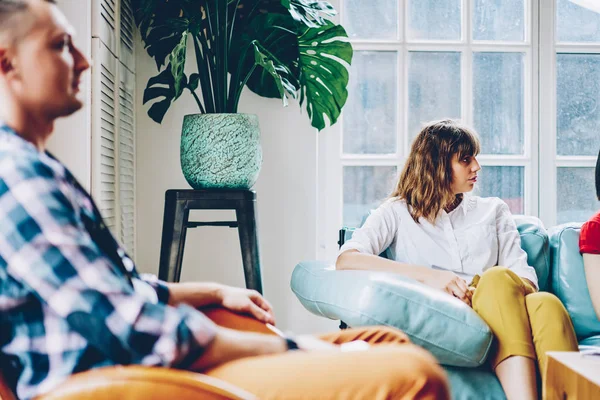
[298,21,353,130]
[250,41,294,107]
[230,13,300,100]
[282,0,336,28]
[142,66,178,124]
[170,32,189,99]
[133,0,192,69]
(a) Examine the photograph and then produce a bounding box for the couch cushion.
[514,215,551,291]
[549,224,600,340]
[444,366,505,400]
[291,260,493,367]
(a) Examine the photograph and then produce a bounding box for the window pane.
[343,52,397,154]
[343,166,397,227]
[473,0,524,41]
[557,0,600,43]
[343,0,398,40]
[473,52,524,155]
[407,0,461,41]
[557,168,597,224]
[475,166,524,214]
[408,52,461,138]
[557,54,600,156]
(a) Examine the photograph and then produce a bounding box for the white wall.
[135,38,337,333]
[48,0,92,190]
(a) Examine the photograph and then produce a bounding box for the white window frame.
[318,0,540,260]
[539,0,599,227]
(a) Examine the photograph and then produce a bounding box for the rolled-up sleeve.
[495,201,539,289]
[0,159,216,368]
[338,200,398,258]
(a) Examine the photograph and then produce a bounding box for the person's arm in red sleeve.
[580,220,600,320]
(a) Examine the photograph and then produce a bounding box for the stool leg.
[236,199,263,294]
[159,193,189,282]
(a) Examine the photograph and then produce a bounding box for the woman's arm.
[336,250,471,305]
[582,253,600,320]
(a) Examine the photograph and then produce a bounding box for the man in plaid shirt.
[0,1,449,399]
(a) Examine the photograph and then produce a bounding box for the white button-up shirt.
[339,194,539,289]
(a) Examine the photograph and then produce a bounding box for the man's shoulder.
[0,148,66,183]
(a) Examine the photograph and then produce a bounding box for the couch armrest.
[35,366,256,400]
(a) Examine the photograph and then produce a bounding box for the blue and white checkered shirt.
[0,124,217,400]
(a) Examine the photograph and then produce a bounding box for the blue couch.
[290,216,600,400]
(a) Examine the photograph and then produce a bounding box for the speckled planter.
[180,114,263,189]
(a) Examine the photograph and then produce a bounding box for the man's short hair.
[0,0,56,45]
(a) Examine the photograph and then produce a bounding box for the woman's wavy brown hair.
[391,119,481,223]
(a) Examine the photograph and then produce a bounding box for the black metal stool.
[158,189,263,293]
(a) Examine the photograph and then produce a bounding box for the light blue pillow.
[291,260,493,367]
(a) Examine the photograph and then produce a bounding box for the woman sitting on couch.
[336,119,578,400]
[579,149,600,320]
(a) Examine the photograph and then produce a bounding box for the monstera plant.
[134,0,353,189]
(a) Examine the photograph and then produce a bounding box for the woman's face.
[450,153,480,194]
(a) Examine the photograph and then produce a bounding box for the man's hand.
[220,286,275,325]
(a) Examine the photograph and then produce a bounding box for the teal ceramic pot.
[180,113,263,189]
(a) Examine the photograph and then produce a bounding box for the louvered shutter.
[119,0,135,70]
[91,39,119,236]
[92,0,117,55]
[119,63,135,256]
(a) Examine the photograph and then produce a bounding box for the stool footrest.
[187,221,239,228]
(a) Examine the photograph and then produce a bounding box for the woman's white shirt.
[338,194,538,289]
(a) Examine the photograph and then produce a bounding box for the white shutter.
[119,62,135,256]
[90,1,136,255]
[119,0,135,70]
[91,39,120,236]
[92,0,118,55]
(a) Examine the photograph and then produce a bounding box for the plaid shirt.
[0,124,217,400]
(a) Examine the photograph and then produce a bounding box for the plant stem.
[233,64,257,111]
[227,41,250,112]
[223,0,229,112]
[189,87,206,114]
[193,35,215,113]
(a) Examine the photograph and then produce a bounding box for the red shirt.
[580,211,600,254]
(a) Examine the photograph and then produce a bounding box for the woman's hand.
[424,270,472,306]
[219,286,276,325]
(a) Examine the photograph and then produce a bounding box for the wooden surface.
[545,351,600,400]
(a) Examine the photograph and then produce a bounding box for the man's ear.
[0,49,15,75]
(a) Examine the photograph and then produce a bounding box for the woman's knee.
[525,292,569,320]
[473,267,523,303]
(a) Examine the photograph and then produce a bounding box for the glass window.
[556,167,597,224]
[343,0,398,40]
[557,0,600,43]
[343,52,398,154]
[408,52,461,138]
[407,0,461,41]
[473,52,525,155]
[473,0,525,42]
[475,166,524,214]
[343,166,398,227]
[556,54,600,156]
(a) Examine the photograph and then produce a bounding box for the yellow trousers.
[202,308,450,400]
[471,267,578,377]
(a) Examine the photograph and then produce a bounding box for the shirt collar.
[0,121,46,155]
[458,192,476,216]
